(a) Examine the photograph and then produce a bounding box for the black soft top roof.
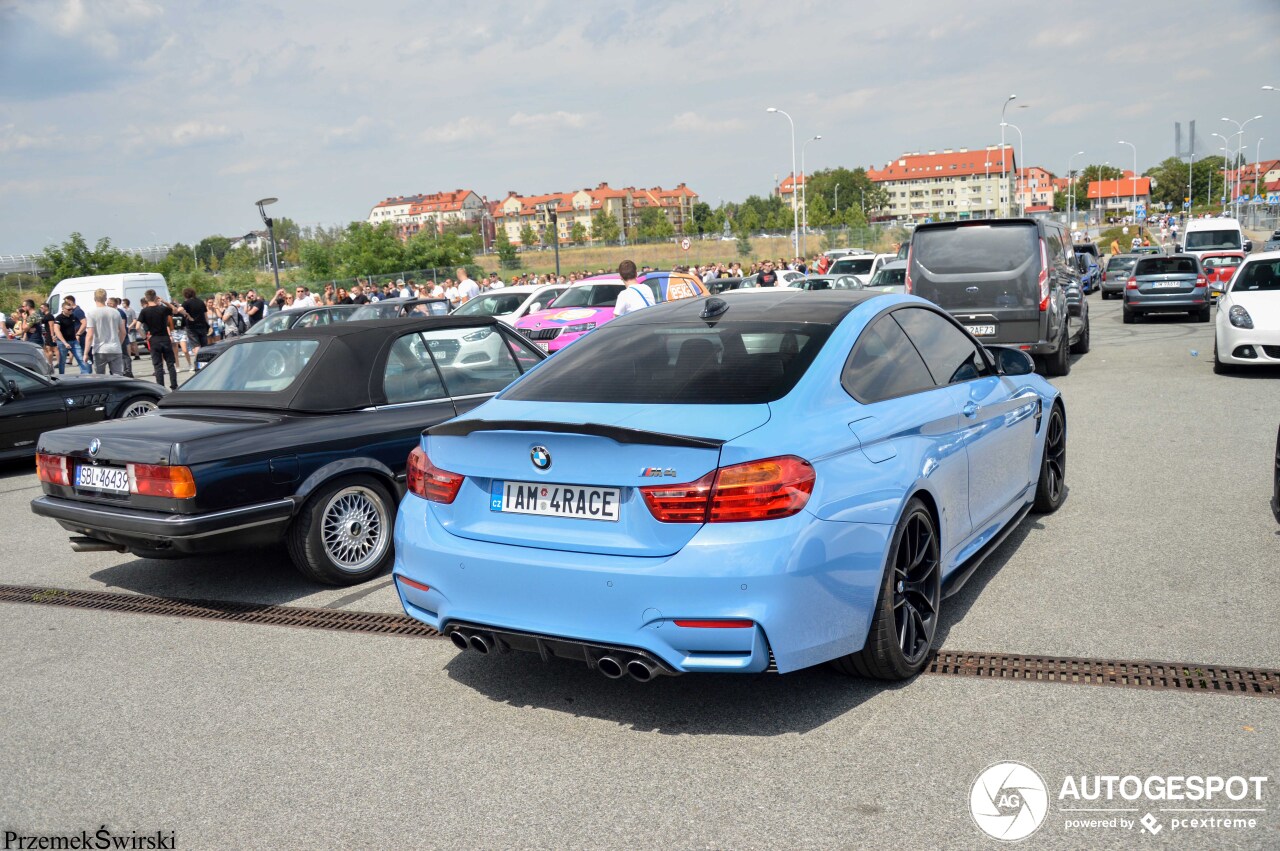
[160,315,498,413]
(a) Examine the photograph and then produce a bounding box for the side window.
[295,312,322,328]
[0,363,45,394]
[842,315,936,403]
[382,333,447,405]
[501,331,543,373]
[423,326,523,397]
[892,308,989,386]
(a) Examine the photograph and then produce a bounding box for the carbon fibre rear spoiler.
[425,419,725,449]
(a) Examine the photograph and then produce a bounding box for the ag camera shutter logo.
[970,761,1049,841]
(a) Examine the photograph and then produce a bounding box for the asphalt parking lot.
[1,295,1277,849]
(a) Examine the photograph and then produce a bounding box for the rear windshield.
[870,267,906,286]
[1202,256,1242,269]
[1107,256,1138,273]
[181,339,319,393]
[910,224,1040,309]
[1185,229,1242,250]
[501,321,833,404]
[830,257,874,275]
[1136,257,1197,276]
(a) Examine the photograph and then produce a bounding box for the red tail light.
[36,453,70,486]
[128,463,196,499]
[1195,276,1207,287]
[1126,277,1138,289]
[408,446,463,503]
[640,456,814,523]
[903,244,914,293]
[1037,239,1050,311]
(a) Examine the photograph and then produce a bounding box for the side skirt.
[940,502,1033,600]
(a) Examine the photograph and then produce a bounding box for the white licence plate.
[491,480,620,522]
[965,324,996,337]
[536,342,550,352]
[76,464,129,493]
[1152,282,1183,289]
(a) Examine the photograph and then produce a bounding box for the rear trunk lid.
[423,399,770,557]
[1133,257,1201,295]
[908,221,1045,345]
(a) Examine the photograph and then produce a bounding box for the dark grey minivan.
[906,218,1089,376]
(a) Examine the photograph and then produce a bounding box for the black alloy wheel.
[832,498,941,680]
[1033,404,1067,513]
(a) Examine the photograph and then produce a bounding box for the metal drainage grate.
[2,584,1276,698]
[926,651,1278,698]
[0,583,439,638]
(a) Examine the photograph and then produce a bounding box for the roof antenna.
[700,297,728,320]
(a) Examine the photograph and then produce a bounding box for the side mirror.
[1174,243,1183,253]
[991,346,1035,376]
[1243,240,1253,252]
[529,302,542,312]
[4,379,21,401]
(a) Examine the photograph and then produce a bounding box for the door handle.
[962,402,979,418]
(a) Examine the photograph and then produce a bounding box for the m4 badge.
[640,467,678,478]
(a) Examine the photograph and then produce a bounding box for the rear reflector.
[36,453,70,487]
[408,446,464,503]
[396,575,431,593]
[128,463,196,499]
[673,619,754,629]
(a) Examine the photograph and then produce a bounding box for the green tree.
[494,226,521,270]
[299,240,338,278]
[590,210,620,244]
[736,232,753,259]
[40,233,142,281]
[636,207,675,241]
[404,230,475,271]
[689,202,714,236]
[335,222,406,277]
[195,235,232,270]
[519,224,538,248]
[570,221,588,245]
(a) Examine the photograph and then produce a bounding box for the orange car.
[1201,251,1246,300]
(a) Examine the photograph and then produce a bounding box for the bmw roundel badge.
[88,438,101,457]
[530,445,551,471]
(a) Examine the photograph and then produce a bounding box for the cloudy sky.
[2,0,1277,254]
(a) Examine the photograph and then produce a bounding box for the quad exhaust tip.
[468,633,495,655]
[627,658,659,682]
[449,630,470,651]
[597,656,625,679]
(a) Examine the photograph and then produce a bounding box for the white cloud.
[671,112,746,133]
[509,111,588,129]
[170,121,236,146]
[421,117,485,144]
[324,115,377,147]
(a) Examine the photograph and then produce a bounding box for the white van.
[47,272,171,312]
[1178,218,1249,259]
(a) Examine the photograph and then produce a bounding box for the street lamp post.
[1002,122,1025,215]
[1256,137,1265,196]
[255,197,281,291]
[1222,115,1262,219]
[1067,150,1085,230]
[766,107,799,256]
[984,160,993,218]
[999,94,1016,215]
[1212,133,1233,211]
[833,184,840,215]
[1118,140,1137,220]
[801,134,821,256]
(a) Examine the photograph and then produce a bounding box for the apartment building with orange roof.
[866,145,1017,220]
[1085,177,1151,215]
[367,189,485,239]
[494,182,698,245]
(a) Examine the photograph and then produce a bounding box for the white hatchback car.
[450,284,567,326]
[1214,251,1280,374]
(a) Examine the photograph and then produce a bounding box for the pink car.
[515,272,709,354]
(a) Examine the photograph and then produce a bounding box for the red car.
[1201,251,1245,299]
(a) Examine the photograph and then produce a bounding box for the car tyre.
[1070,318,1091,355]
[1196,306,1211,323]
[1122,308,1136,324]
[287,475,395,586]
[832,497,941,681]
[1212,340,1234,375]
[115,396,158,419]
[1043,329,1071,376]
[1032,403,1067,513]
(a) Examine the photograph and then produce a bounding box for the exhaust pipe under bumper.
[597,656,626,679]
[69,536,127,554]
[468,632,495,655]
[627,658,660,682]
[449,630,471,651]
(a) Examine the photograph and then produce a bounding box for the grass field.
[473,231,905,277]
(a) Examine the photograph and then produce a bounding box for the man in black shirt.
[138,289,178,388]
[757,259,779,287]
[179,287,209,354]
[245,289,266,327]
[351,284,369,305]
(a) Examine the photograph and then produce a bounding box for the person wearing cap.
[488,272,505,289]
